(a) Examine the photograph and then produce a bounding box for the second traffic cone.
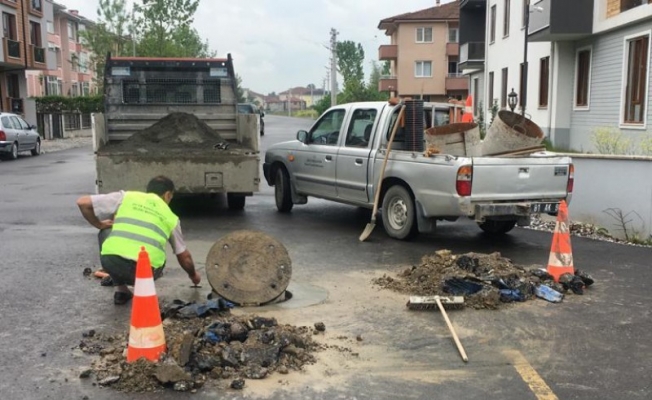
[546,201,575,282]
[461,94,474,123]
[126,247,166,363]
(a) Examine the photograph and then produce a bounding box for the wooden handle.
[370,105,406,219]
[436,296,468,362]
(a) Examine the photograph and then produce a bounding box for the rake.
[407,295,468,362]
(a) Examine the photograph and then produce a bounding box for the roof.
[279,86,325,96]
[379,1,459,33]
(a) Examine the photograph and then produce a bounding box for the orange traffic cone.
[126,247,166,363]
[546,201,575,282]
[461,95,474,123]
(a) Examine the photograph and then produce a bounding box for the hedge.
[34,95,104,114]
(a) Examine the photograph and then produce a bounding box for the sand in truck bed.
[102,112,249,154]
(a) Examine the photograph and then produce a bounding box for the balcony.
[7,97,23,114]
[529,0,593,42]
[32,45,46,64]
[446,73,468,91]
[446,42,459,56]
[3,38,21,60]
[378,45,398,61]
[379,76,398,92]
[459,42,485,69]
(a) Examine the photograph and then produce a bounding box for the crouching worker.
[76,176,201,305]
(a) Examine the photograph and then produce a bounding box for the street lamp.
[508,88,518,112]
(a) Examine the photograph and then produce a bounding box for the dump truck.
[92,54,260,210]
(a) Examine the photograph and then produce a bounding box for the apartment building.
[0,0,53,116]
[26,1,95,97]
[463,0,651,152]
[377,0,468,102]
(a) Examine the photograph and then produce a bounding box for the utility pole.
[522,0,530,117]
[329,28,339,107]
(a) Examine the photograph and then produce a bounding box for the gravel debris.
[525,214,651,247]
[41,137,92,153]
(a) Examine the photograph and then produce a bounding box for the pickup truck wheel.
[275,167,293,212]
[478,220,517,235]
[381,185,418,240]
[227,194,246,210]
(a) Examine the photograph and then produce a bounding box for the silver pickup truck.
[263,101,573,240]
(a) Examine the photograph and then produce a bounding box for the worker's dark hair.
[146,176,175,196]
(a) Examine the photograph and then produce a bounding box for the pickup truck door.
[292,108,346,198]
[335,107,379,203]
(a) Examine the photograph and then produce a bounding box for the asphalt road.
[0,115,650,400]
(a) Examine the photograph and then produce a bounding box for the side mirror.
[30,125,37,130]
[296,130,308,143]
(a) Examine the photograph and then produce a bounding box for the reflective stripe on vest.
[101,192,179,268]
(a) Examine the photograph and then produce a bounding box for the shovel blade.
[359,222,376,242]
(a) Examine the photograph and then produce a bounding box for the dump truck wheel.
[478,220,517,235]
[381,185,418,240]
[205,230,292,306]
[227,193,246,210]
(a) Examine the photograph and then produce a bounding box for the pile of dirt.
[373,250,594,309]
[76,307,324,393]
[109,112,241,152]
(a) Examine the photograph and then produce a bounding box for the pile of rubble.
[76,300,325,393]
[373,250,594,309]
[526,215,650,247]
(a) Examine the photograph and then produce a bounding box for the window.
[79,52,89,73]
[31,0,42,12]
[46,76,60,95]
[621,0,649,13]
[539,57,550,107]
[448,61,459,75]
[308,109,346,145]
[501,67,508,108]
[448,27,458,43]
[3,12,17,40]
[503,0,511,37]
[71,52,78,71]
[67,21,77,42]
[17,117,30,130]
[7,74,20,98]
[82,82,90,96]
[47,21,54,34]
[415,61,432,77]
[490,5,497,43]
[622,33,650,125]
[48,43,62,67]
[345,109,377,148]
[29,22,42,46]
[488,71,494,108]
[416,27,433,43]
[71,82,80,97]
[575,48,591,108]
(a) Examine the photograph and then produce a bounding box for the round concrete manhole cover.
[205,230,292,306]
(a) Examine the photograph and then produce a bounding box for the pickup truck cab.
[263,101,573,240]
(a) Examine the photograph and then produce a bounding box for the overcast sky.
[57,0,453,94]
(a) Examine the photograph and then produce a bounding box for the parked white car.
[0,112,41,160]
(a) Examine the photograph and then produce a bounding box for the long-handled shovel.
[359,104,406,242]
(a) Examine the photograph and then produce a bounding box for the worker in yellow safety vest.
[76,176,201,305]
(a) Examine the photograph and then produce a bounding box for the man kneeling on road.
[76,176,201,305]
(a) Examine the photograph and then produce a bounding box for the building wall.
[485,0,552,135]
[597,0,652,33]
[395,21,449,97]
[567,21,652,153]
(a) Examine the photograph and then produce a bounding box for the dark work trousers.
[98,228,164,286]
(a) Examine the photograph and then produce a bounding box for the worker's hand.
[189,271,201,285]
[98,219,114,230]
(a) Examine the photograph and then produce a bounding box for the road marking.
[503,350,559,400]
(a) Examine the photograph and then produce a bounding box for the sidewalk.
[41,137,92,154]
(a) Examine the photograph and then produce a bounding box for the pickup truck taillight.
[0,130,5,141]
[567,164,574,193]
[456,165,473,197]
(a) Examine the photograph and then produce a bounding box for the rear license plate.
[531,202,559,214]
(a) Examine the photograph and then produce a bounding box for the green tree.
[79,0,131,90]
[235,74,246,103]
[366,61,388,101]
[134,0,214,57]
[381,60,391,75]
[336,40,367,103]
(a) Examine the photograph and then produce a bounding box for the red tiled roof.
[379,1,459,30]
